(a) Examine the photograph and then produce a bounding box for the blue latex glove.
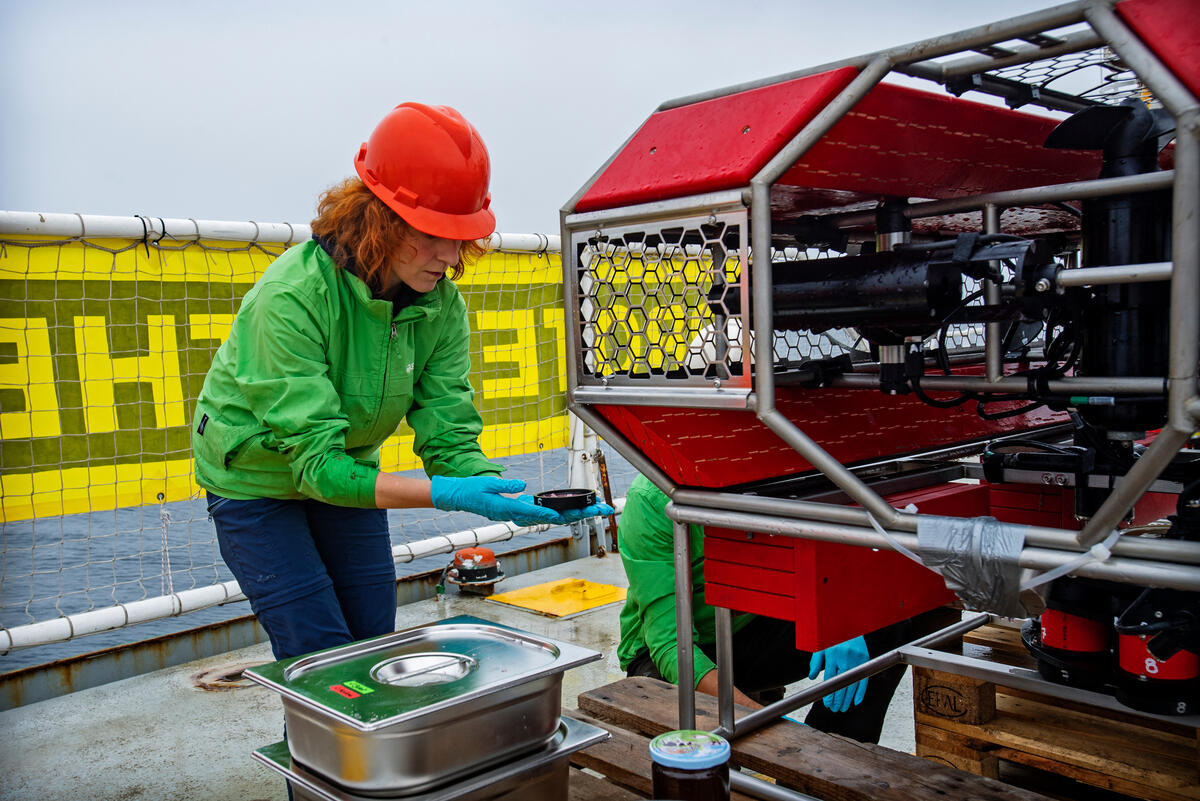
[807,635,870,713]
[557,501,615,524]
[781,713,806,726]
[430,476,564,527]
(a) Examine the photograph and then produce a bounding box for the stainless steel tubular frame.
[1073,1,1200,548]
[715,606,736,733]
[572,386,753,410]
[731,772,822,801]
[673,517,696,730]
[740,1,1199,552]
[715,613,992,740]
[831,170,1175,228]
[559,0,1198,765]
[984,204,1004,383]
[1054,261,1173,286]
[834,373,1165,395]
[670,488,1200,566]
[750,55,905,530]
[665,503,1200,592]
[916,27,1104,82]
[657,1,1092,110]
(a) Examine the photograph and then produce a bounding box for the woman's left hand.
[555,501,616,524]
[430,476,563,526]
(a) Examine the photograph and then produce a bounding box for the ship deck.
[0,551,920,801]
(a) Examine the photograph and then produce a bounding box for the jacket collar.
[312,236,442,321]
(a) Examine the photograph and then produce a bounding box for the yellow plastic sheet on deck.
[486,578,626,618]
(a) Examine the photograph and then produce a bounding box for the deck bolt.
[1035,278,1052,293]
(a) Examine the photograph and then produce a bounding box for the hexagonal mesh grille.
[989,45,1153,106]
[571,222,1006,390]
[574,210,748,387]
[768,246,871,365]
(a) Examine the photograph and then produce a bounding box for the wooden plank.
[568,766,643,801]
[988,745,1198,801]
[963,622,1026,652]
[959,623,1198,737]
[916,723,1000,778]
[569,716,655,798]
[916,693,1200,800]
[914,667,997,725]
[580,676,1057,801]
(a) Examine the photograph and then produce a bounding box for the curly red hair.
[310,179,486,291]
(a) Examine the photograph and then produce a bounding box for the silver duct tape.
[918,515,1028,618]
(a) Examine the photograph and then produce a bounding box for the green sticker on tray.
[343,680,374,695]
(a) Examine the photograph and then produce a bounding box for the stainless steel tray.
[252,716,610,801]
[245,616,601,795]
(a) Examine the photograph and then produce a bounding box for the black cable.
[911,377,975,408]
[977,400,1046,420]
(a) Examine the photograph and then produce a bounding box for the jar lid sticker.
[648,729,730,770]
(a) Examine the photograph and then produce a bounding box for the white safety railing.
[0,211,636,657]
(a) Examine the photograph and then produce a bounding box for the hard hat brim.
[392,200,497,242]
[356,160,496,241]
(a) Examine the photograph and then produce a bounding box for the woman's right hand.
[430,475,564,527]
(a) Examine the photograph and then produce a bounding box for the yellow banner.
[0,235,569,521]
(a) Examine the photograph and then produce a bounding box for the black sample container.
[533,488,595,512]
[649,730,730,801]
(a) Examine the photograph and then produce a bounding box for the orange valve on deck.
[437,547,506,598]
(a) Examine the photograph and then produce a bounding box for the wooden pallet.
[914,623,1200,801]
[568,766,641,800]
[572,676,1059,801]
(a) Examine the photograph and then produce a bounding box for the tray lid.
[244,615,600,731]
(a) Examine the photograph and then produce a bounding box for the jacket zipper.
[371,321,396,440]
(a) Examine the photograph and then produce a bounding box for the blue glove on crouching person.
[808,635,870,713]
[429,476,614,528]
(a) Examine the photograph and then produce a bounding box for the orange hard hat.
[354,102,495,241]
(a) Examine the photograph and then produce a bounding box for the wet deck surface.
[0,553,917,801]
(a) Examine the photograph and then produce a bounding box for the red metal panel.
[989,482,1178,530]
[776,83,1099,199]
[703,482,984,651]
[575,68,858,213]
[705,583,796,622]
[1118,0,1200,101]
[574,76,1099,214]
[791,482,986,651]
[596,390,1064,489]
[706,530,795,621]
[705,530,792,569]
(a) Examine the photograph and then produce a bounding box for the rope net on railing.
[0,219,630,655]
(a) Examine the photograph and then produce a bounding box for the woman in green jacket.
[193,103,609,661]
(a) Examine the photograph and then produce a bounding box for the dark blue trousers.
[207,493,398,661]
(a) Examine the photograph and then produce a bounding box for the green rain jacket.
[192,240,500,508]
[617,475,751,688]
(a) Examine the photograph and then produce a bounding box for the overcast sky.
[2,0,1066,235]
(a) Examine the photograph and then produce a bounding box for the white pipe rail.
[0,210,561,252]
[0,497,626,654]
